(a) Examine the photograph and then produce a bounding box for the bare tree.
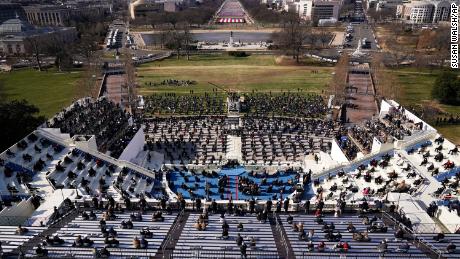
[24,37,45,71]
[371,53,399,100]
[330,54,349,103]
[319,31,333,48]
[122,49,137,113]
[272,13,312,63]
[75,33,99,65]
[178,22,193,61]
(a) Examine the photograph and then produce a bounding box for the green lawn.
[137,54,333,94]
[389,67,460,144]
[0,68,83,118]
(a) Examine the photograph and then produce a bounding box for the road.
[344,23,378,51]
[343,1,378,51]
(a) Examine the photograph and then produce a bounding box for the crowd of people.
[145,116,228,164]
[48,98,136,158]
[241,117,337,164]
[335,129,360,160]
[241,93,328,118]
[435,115,460,126]
[349,117,411,153]
[312,154,425,204]
[143,93,226,115]
[145,79,197,87]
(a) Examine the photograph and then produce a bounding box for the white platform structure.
[0,98,458,238]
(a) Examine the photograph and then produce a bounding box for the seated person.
[369,216,378,225]
[89,211,97,220]
[434,233,446,242]
[133,236,141,249]
[222,228,229,239]
[104,237,119,247]
[343,242,350,252]
[82,235,94,247]
[353,231,370,242]
[292,223,299,232]
[99,219,106,229]
[15,225,29,235]
[317,241,326,252]
[395,242,410,253]
[287,214,294,224]
[35,244,48,257]
[250,236,256,247]
[325,231,342,241]
[394,228,404,239]
[101,226,108,237]
[347,222,356,233]
[140,227,153,238]
[322,222,335,231]
[46,235,65,245]
[107,226,117,237]
[333,241,350,252]
[298,229,307,240]
[100,246,110,257]
[82,211,90,221]
[446,242,457,253]
[222,221,230,231]
[140,237,148,249]
[121,220,132,229]
[126,219,134,229]
[237,222,244,232]
[377,240,388,252]
[307,241,314,252]
[72,235,83,247]
[131,212,142,222]
[236,233,243,246]
[362,216,370,225]
[367,222,388,233]
[152,211,164,222]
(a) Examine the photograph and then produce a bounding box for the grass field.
[0,68,83,118]
[137,54,333,94]
[389,67,460,144]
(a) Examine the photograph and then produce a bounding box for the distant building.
[130,0,162,19]
[23,5,70,26]
[0,18,76,55]
[282,0,342,21]
[64,0,113,18]
[22,2,113,27]
[0,3,26,23]
[312,0,342,21]
[396,0,456,23]
[164,1,180,12]
[368,0,404,11]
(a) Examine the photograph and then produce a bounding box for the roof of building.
[0,18,34,35]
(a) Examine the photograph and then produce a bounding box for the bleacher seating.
[143,93,226,115]
[312,153,425,202]
[46,149,162,199]
[280,214,428,258]
[48,98,135,158]
[145,116,228,165]
[241,93,327,118]
[31,211,177,258]
[241,117,337,165]
[0,132,67,201]
[173,213,279,258]
[417,233,460,258]
[0,226,46,254]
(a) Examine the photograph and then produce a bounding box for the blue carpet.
[168,167,300,200]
